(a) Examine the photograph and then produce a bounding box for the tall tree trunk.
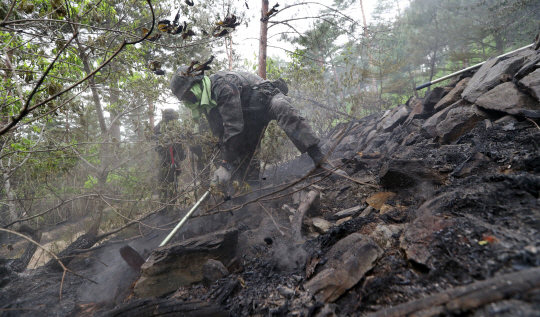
[427,14,439,93]
[407,65,419,98]
[65,111,70,143]
[258,0,269,79]
[427,49,437,93]
[2,168,19,231]
[226,37,234,71]
[136,114,145,141]
[495,33,504,55]
[109,79,121,141]
[359,0,378,93]
[331,64,345,103]
[73,32,110,235]
[149,100,155,130]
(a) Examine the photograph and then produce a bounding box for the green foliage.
[1,0,539,235]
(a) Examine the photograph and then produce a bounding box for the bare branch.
[0,228,97,301]
[3,194,99,228]
[0,0,18,25]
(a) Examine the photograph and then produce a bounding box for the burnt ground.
[1,111,540,316]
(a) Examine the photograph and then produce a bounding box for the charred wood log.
[9,225,41,272]
[44,232,100,271]
[211,278,240,306]
[291,190,319,241]
[366,266,540,317]
[102,298,226,317]
[134,229,238,297]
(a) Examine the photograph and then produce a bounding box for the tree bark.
[1,157,19,231]
[72,25,110,241]
[258,0,269,79]
[331,64,345,103]
[109,64,121,141]
[359,0,378,93]
[495,33,504,55]
[226,37,234,71]
[427,13,439,93]
[149,100,155,130]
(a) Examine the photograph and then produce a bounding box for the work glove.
[211,165,232,185]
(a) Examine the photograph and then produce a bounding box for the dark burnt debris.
[2,49,540,317]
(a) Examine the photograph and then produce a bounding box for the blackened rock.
[403,94,439,126]
[436,105,487,144]
[402,174,540,277]
[405,119,424,134]
[304,233,382,302]
[363,133,391,153]
[475,82,540,115]
[434,78,470,112]
[400,215,457,269]
[401,132,424,146]
[378,104,411,133]
[450,152,491,178]
[379,159,446,190]
[422,99,468,138]
[423,86,452,111]
[202,259,229,287]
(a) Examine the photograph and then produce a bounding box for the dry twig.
[526,117,540,130]
[258,202,285,236]
[0,228,97,301]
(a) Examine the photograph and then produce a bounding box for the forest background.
[0,0,538,264]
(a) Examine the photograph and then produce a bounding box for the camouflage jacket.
[206,71,264,163]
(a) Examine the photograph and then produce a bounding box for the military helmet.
[170,66,204,101]
[162,108,179,122]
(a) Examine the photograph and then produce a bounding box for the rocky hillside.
[2,46,540,316]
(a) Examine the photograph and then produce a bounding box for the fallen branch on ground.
[366,266,540,317]
[0,228,97,301]
[291,190,319,241]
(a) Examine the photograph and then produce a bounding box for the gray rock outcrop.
[462,49,535,102]
[475,82,540,115]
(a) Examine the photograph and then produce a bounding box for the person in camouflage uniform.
[170,64,346,185]
[153,109,185,200]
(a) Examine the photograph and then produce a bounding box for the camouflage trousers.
[230,93,320,183]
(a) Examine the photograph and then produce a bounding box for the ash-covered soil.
[3,49,540,316]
